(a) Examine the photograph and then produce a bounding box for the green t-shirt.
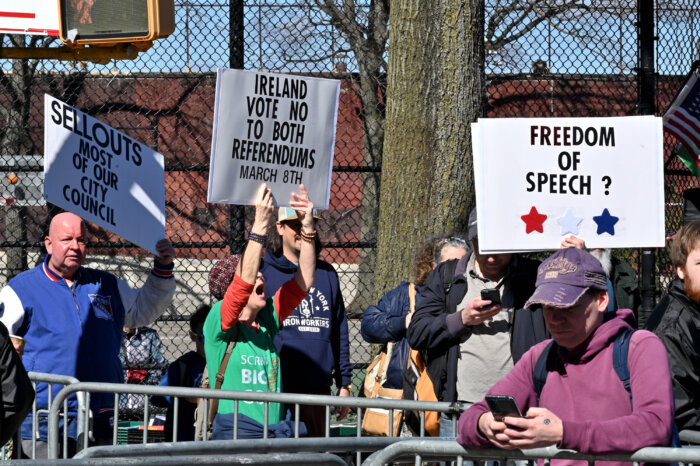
[203,298,284,425]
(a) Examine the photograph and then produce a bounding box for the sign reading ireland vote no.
[472,116,665,253]
[43,94,166,255]
[208,68,340,208]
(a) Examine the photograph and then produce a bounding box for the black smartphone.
[485,395,522,421]
[480,288,501,306]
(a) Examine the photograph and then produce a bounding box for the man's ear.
[44,236,52,255]
[188,330,197,343]
[596,291,609,313]
[275,221,283,235]
[677,266,686,281]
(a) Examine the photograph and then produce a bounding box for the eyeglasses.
[438,236,467,247]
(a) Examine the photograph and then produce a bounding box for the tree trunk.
[375,0,484,299]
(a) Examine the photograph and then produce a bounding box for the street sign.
[0,0,59,36]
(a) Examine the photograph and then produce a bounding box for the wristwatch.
[342,383,353,392]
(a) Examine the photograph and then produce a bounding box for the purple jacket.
[457,309,673,461]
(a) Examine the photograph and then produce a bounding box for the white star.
[557,208,583,236]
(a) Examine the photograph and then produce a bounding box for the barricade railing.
[73,437,396,461]
[48,382,464,461]
[361,439,700,465]
[19,371,87,460]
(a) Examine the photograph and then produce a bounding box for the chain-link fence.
[0,0,697,394]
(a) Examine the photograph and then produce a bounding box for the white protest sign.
[44,94,166,255]
[473,116,664,253]
[208,68,339,208]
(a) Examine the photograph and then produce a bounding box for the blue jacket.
[0,255,175,440]
[261,250,352,392]
[361,281,423,389]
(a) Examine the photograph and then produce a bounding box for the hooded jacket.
[646,277,700,431]
[458,309,674,463]
[261,250,352,392]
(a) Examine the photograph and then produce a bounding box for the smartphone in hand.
[485,395,522,421]
[480,288,501,306]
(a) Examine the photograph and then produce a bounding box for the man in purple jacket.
[458,247,674,460]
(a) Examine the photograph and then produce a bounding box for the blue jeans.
[440,412,457,438]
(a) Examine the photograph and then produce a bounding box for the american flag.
[664,70,700,159]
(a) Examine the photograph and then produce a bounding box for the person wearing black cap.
[406,208,548,437]
[646,198,700,432]
[458,248,674,459]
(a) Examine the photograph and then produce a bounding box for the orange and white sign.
[0,0,59,36]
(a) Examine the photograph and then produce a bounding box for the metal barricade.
[48,382,463,461]
[21,372,87,460]
[362,439,700,465]
[681,429,700,445]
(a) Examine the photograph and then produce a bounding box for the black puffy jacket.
[646,278,700,431]
[0,321,34,444]
[406,252,549,403]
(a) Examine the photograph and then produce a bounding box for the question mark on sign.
[601,176,612,195]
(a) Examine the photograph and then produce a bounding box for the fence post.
[227,0,246,255]
[638,0,656,326]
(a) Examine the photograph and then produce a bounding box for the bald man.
[0,212,176,456]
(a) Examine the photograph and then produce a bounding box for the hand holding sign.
[154,238,176,266]
[251,183,276,235]
[289,184,316,233]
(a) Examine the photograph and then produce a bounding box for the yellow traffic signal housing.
[58,0,175,47]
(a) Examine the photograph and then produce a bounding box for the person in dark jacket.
[361,235,468,392]
[406,208,549,437]
[646,220,700,432]
[261,206,353,437]
[0,321,33,446]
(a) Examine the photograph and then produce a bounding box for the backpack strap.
[612,328,635,408]
[208,325,238,430]
[442,259,458,295]
[408,282,417,315]
[532,340,555,404]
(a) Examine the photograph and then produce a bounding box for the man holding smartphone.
[407,208,548,437]
[457,248,674,458]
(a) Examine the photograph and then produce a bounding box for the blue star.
[593,208,619,235]
[557,208,583,236]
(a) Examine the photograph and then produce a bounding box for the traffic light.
[58,0,175,47]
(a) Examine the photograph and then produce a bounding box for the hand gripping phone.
[480,288,501,306]
[485,395,522,421]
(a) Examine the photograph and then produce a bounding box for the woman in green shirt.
[204,183,317,438]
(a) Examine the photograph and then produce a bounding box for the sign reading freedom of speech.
[472,116,664,253]
[208,68,340,208]
[44,95,166,255]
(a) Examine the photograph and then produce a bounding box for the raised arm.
[289,184,316,292]
[238,183,275,283]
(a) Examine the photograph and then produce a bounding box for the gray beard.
[590,249,612,277]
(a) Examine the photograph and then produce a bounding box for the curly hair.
[412,234,468,285]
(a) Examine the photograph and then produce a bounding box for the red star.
[521,206,547,234]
